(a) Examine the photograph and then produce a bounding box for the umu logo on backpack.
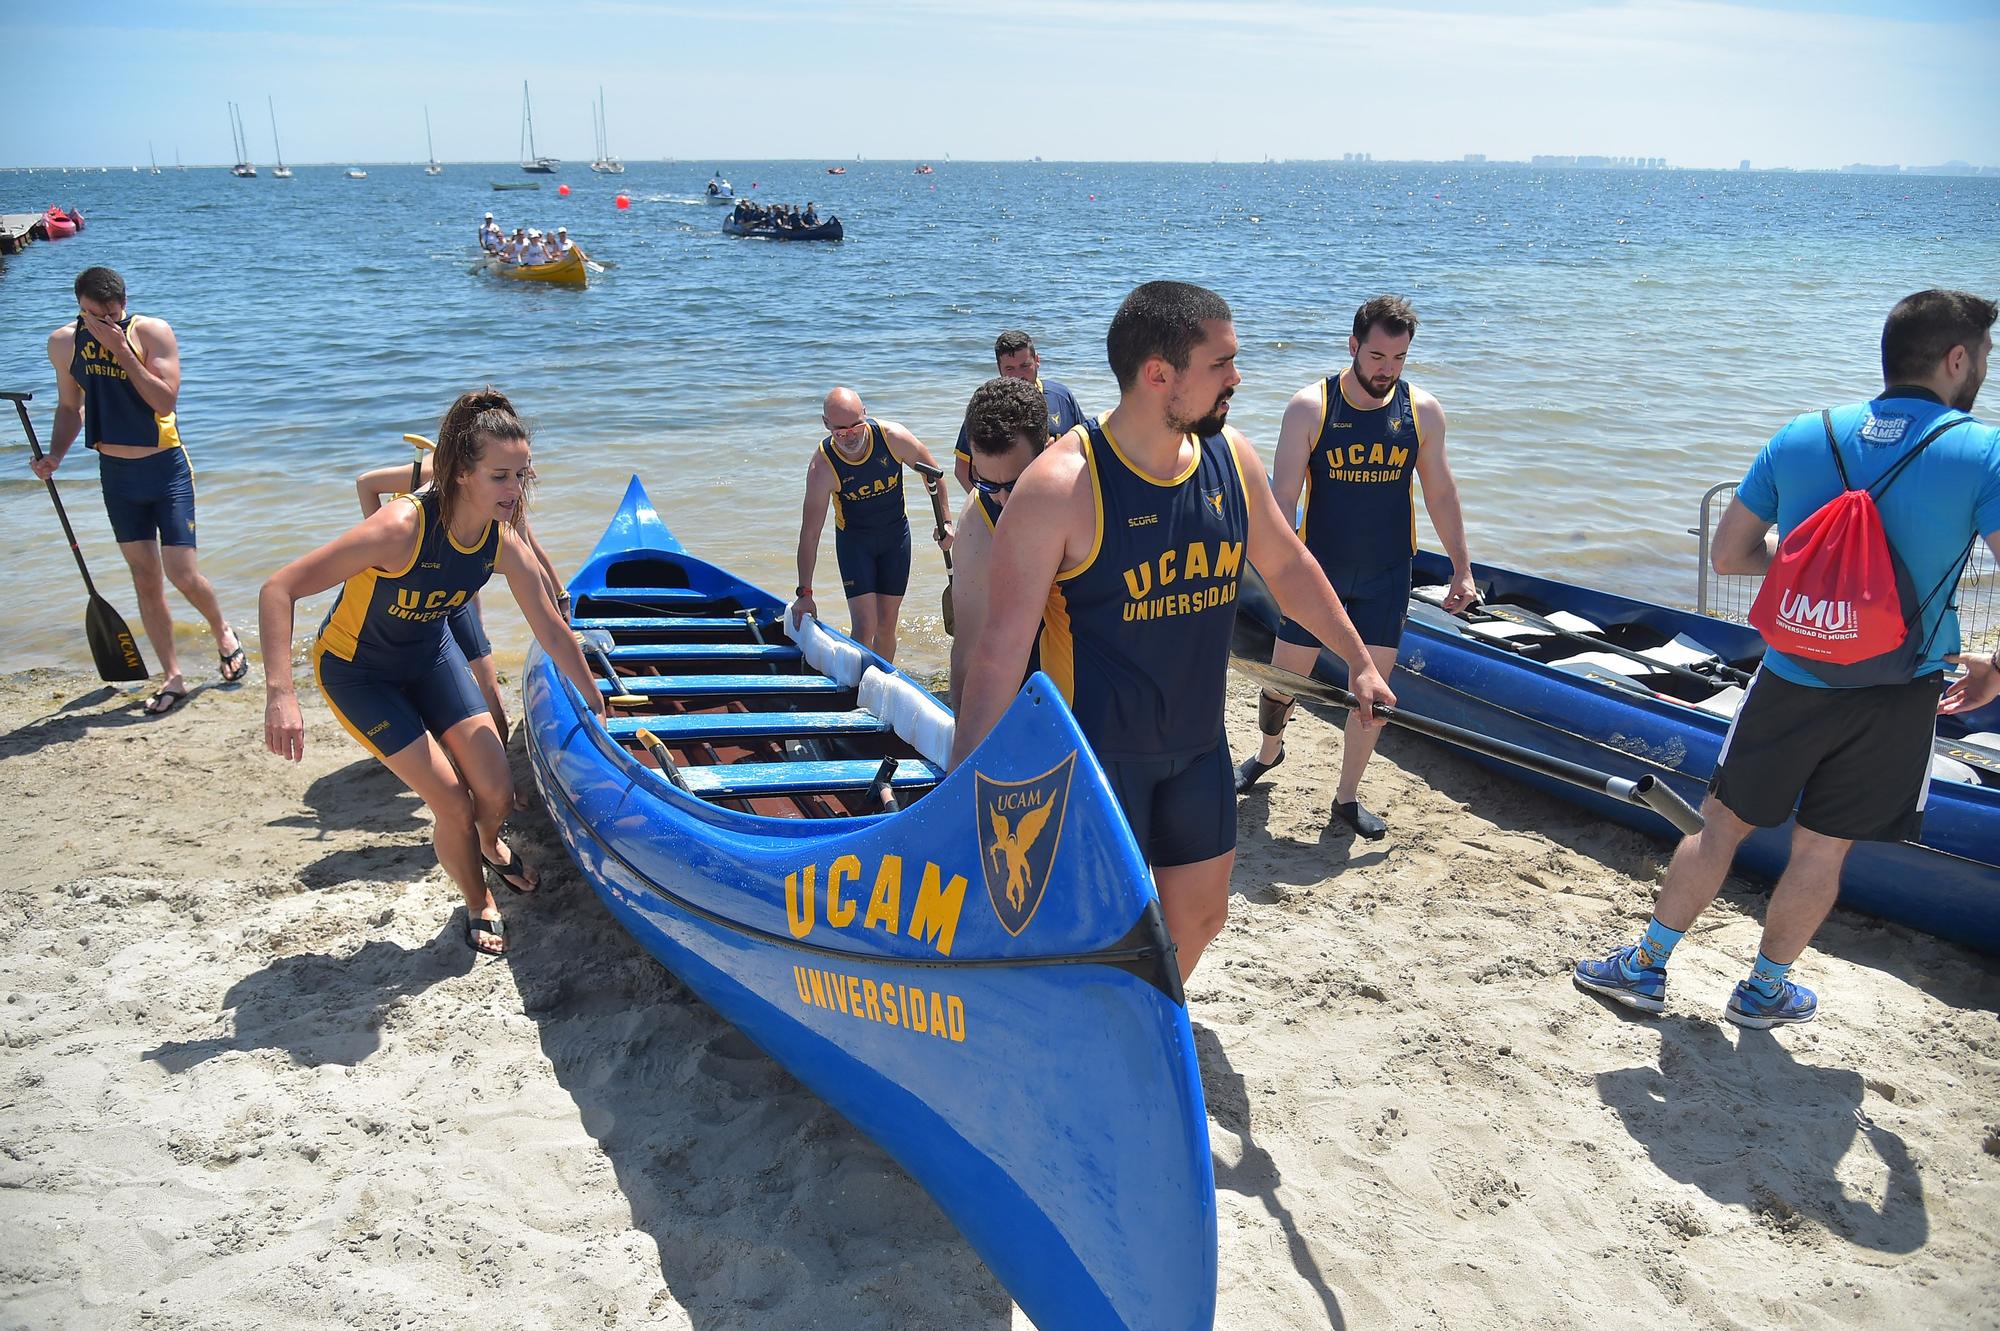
[1748,410,1971,684]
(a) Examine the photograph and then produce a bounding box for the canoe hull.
[722,217,843,242]
[526,476,1216,1329]
[481,247,588,287]
[1236,554,2000,952]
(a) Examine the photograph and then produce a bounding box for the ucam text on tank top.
[70,315,183,450]
[1299,376,1421,569]
[822,420,907,532]
[1041,420,1249,760]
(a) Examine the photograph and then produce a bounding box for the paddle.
[4,390,148,682]
[909,458,955,635]
[1230,655,1707,837]
[575,247,607,275]
[574,629,645,707]
[1450,597,1753,688]
[632,727,692,791]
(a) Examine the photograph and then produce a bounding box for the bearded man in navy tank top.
[953,282,1396,982]
[1234,295,1477,840]
[31,266,247,717]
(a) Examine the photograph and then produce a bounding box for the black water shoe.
[1333,800,1387,840]
[1233,745,1285,794]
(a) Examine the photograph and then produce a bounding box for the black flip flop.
[482,841,541,895]
[464,913,506,956]
[142,686,189,717]
[219,644,249,683]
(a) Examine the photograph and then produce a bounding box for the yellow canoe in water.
[482,246,588,288]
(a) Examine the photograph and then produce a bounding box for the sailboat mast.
[268,96,284,169]
[522,81,536,161]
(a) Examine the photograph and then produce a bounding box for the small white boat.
[344,168,368,180]
[590,86,624,174]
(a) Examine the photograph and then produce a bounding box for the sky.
[1,0,1996,170]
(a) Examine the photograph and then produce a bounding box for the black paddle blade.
[86,591,149,682]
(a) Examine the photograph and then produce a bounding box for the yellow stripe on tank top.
[318,495,425,661]
[1039,583,1076,705]
[1052,425,1101,582]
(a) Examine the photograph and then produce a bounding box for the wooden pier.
[1,214,42,256]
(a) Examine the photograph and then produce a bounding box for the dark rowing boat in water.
[525,476,1216,1329]
[722,216,844,242]
[1235,552,2000,953]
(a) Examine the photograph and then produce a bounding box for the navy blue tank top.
[316,488,501,667]
[975,491,1041,683]
[821,421,907,534]
[1299,376,1421,573]
[1041,419,1249,761]
[69,316,183,451]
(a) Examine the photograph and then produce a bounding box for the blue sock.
[1746,952,1792,999]
[1622,917,1684,977]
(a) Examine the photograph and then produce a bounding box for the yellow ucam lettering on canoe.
[784,854,969,956]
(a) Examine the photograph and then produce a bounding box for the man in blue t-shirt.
[952,329,1086,491]
[1576,288,2000,1030]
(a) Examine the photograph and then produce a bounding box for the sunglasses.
[969,469,1018,497]
[822,417,869,435]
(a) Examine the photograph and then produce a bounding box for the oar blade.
[85,592,149,681]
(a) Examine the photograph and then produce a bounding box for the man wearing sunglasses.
[793,386,952,664]
[948,377,1053,707]
[952,330,1087,492]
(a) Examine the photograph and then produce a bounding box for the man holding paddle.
[32,267,247,715]
[953,281,1394,982]
[1576,288,2000,1029]
[792,387,952,665]
[1233,296,1475,840]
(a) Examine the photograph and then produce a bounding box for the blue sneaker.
[1725,979,1818,1029]
[1573,945,1667,1014]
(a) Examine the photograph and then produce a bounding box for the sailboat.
[268,97,293,178]
[590,86,624,174]
[520,81,558,173]
[176,146,186,172]
[228,102,256,177]
[424,106,444,176]
[148,142,161,175]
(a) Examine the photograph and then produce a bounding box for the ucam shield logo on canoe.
[977,751,1078,936]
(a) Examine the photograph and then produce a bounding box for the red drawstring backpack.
[1749,410,1971,685]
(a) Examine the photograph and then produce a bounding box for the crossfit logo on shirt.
[1858,414,1909,446]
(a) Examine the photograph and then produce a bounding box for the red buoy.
[558,183,571,197]
[615,194,630,209]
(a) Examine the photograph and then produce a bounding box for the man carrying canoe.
[952,281,1395,981]
[948,376,1051,707]
[1576,289,2000,1028]
[31,266,248,715]
[1234,295,1476,840]
[953,330,1087,492]
[793,387,953,665]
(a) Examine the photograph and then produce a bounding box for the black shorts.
[100,448,197,547]
[1278,558,1410,651]
[835,522,912,599]
[1103,737,1237,868]
[1710,668,1945,843]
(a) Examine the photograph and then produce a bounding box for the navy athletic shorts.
[99,448,197,547]
[1709,667,1946,843]
[1278,558,1411,651]
[448,598,492,663]
[1103,736,1237,868]
[312,632,489,760]
[835,522,912,599]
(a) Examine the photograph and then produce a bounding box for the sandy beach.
[2,663,1995,1331]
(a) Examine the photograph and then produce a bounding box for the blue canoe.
[1235,551,2000,953]
[525,477,1217,1330]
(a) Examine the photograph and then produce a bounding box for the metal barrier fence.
[1695,483,1999,655]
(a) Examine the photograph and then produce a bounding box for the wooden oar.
[1230,655,1707,837]
[4,390,149,682]
[909,458,955,636]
